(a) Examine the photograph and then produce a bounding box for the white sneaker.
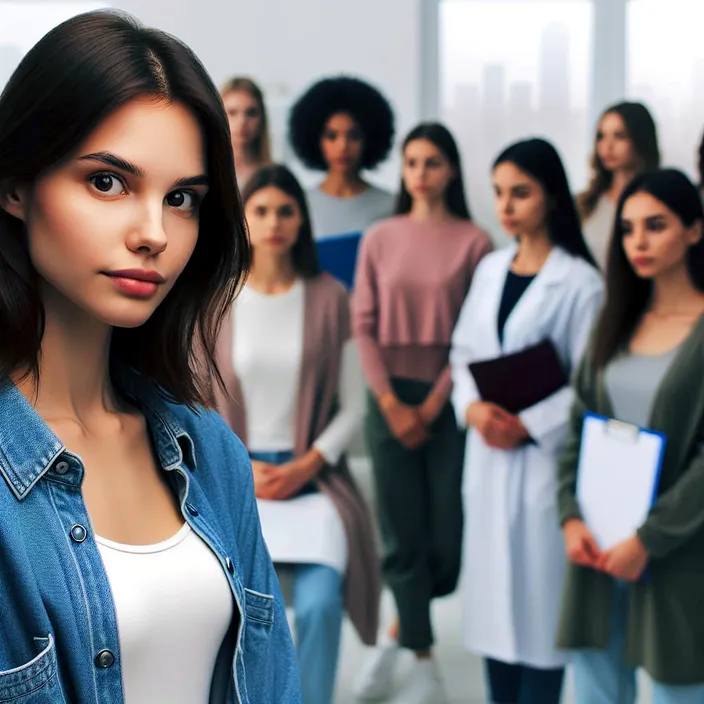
[389,659,448,704]
[353,639,400,700]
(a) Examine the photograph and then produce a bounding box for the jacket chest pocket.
[0,635,66,703]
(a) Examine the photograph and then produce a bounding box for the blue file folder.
[315,231,362,290]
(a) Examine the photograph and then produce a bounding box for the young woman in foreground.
[0,10,299,704]
[558,168,704,703]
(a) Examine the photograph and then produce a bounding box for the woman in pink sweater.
[352,123,494,704]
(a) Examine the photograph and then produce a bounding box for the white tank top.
[96,523,234,703]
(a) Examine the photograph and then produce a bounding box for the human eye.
[646,216,666,232]
[88,172,127,197]
[165,189,200,214]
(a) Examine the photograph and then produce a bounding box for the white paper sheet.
[256,493,348,574]
[576,413,665,550]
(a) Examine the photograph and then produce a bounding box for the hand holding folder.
[468,339,567,414]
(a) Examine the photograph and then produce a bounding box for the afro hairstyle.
[288,75,395,171]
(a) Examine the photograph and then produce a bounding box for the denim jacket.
[0,371,301,703]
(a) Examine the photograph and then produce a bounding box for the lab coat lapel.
[482,247,516,357]
[501,247,569,354]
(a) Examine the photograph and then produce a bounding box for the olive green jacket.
[557,316,704,685]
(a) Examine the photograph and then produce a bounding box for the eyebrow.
[77,151,209,188]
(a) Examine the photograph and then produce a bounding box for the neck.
[319,171,367,198]
[15,288,116,424]
[650,265,704,315]
[608,169,635,202]
[248,253,297,294]
[408,196,452,223]
[512,229,553,274]
[233,147,262,184]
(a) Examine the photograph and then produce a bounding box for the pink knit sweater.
[352,215,494,399]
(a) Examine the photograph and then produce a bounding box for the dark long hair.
[395,122,471,219]
[592,168,704,368]
[578,101,660,220]
[241,165,321,279]
[494,138,596,266]
[0,10,250,407]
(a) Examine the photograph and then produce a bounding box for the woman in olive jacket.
[557,169,704,703]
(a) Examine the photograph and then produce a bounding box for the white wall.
[108,0,423,189]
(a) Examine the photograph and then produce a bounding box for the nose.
[126,200,168,256]
[628,224,648,249]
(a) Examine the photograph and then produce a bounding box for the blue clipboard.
[576,412,666,583]
[315,231,362,290]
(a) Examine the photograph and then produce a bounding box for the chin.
[92,302,161,329]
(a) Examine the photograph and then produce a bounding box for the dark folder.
[468,339,567,414]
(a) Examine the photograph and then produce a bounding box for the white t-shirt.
[96,524,233,703]
[233,280,364,463]
[233,279,363,572]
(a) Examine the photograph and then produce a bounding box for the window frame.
[421,0,630,126]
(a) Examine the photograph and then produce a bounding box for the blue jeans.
[572,581,704,704]
[250,451,344,704]
[484,658,564,704]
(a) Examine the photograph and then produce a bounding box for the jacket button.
[70,525,87,543]
[186,503,199,517]
[95,649,115,669]
[226,557,234,574]
[55,460,69,475]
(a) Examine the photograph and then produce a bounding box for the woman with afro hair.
[288,76,396,286]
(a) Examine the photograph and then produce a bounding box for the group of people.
[0,8,703,704]
[218,61,704,704]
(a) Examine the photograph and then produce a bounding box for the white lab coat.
[450,245,603,668]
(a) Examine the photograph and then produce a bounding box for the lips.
[105,269,165,283]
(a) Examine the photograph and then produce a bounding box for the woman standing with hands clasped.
[557,168,704,703]
[352,123,493,704]
[450,138,602,704]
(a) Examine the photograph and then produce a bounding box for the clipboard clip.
[603,419,640,444]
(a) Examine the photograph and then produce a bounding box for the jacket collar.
[499,243,576,286]
[0,368,196,501]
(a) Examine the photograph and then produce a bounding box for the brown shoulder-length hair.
[578,101,660,221]
[220,76,272,164]
[0,10,250,408]
[240,164,321,279]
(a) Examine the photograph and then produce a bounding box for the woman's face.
[320,112,363,175]
[493,161,549,239]
[596,111,636,173]
[244,185,302,257]
[222,90,263,152]
[1,97,208,329]
[621,191,701,280]
[402,138,455,203]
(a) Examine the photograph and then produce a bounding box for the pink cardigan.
[214,273,381,646]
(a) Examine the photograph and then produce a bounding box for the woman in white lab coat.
[450,138,603,704]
